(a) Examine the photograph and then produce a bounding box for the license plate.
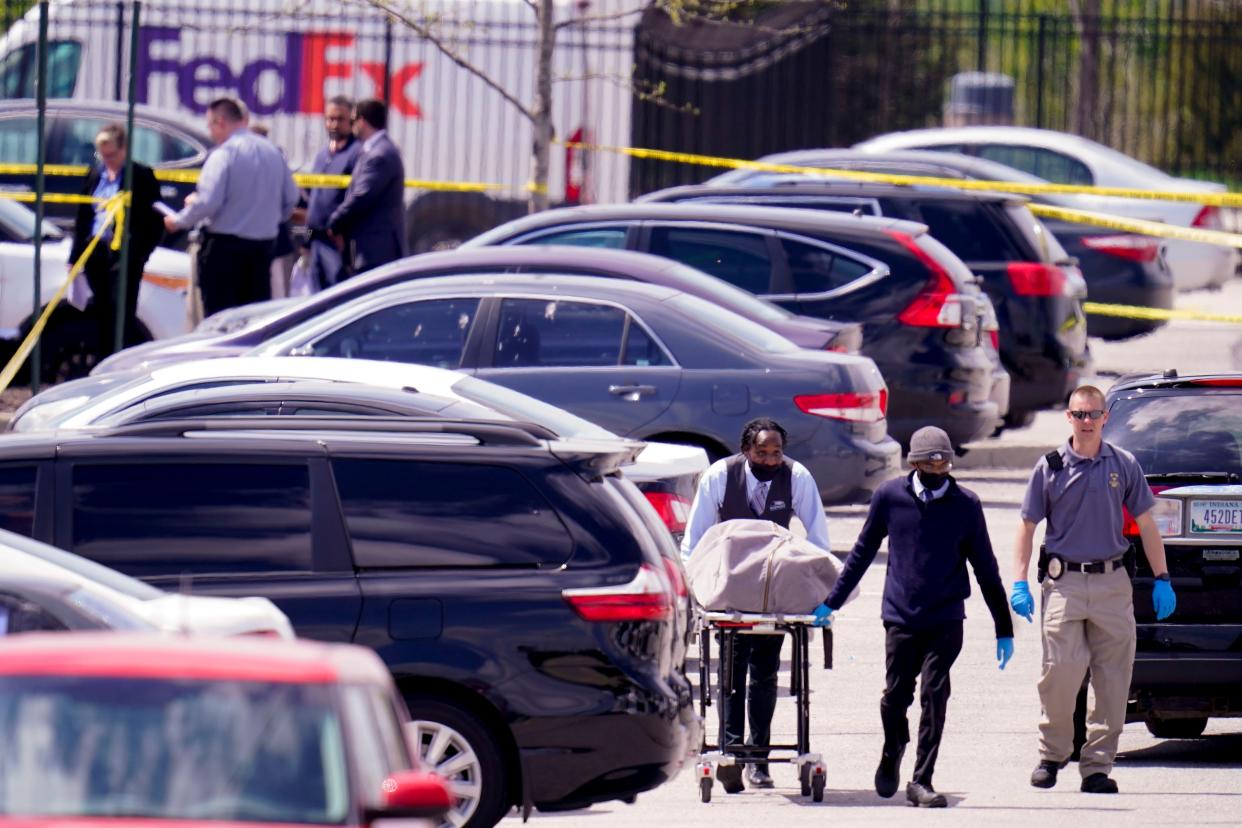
[1190,500,1242,534]
[1202,549,1241,562]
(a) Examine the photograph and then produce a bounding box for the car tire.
[1144,715,1208,739]
[1003,409,1036,430]
[406,697,509,828]
[38,311,103,385]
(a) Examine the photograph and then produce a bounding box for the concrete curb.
[956,442,1047,471]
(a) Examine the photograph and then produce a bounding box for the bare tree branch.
[521,0,538,12]
[555,6,646,31]
[365,0,535,122]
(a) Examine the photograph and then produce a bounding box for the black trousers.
[198,232,274,317]
[881,620,964,787]
[721,633,783,772]
[83,245,142,356]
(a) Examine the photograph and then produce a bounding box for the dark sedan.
[252,273,901,502]
[467,202,1000,447]
[94,247,862,375]
[642,180,1092,427]
[708,148,1175,340]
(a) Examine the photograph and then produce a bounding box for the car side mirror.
[365,770,452,823]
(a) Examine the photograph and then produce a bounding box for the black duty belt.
[1047,556,1125,579]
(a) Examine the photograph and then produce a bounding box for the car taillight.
[562,564,673,622]
[794,389,888,423]
[988,330,999,350]
[1192,205,1221,229]
[1123,485,1171,538]
[824,342,848,353]
[887,230,965,328]
[1188,378,1242,387]
[662,556,689,599]
[1080,234,1160,263]
[1007,262,1068,297]
[644,491,691,535]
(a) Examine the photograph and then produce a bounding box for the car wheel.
[1144,715,1207,739]
[1003,409,1036,430]
[406,698,508,828]
[39,312,102,384]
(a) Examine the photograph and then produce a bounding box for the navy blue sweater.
[826,473,1014,637]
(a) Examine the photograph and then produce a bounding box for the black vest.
[720,454,794,528]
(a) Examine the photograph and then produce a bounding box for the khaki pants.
[1038,565,1135,777]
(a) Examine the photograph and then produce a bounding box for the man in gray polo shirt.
[1010,385,1177,794]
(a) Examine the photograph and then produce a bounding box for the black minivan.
[0,417,698,827]
[468,203,998,447]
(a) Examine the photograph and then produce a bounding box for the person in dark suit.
[327,98,407,276]
[69,122,164,356]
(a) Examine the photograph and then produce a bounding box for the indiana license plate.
[1190,500,1242,534]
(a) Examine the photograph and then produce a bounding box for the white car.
[855,126,1236,291]
[0,197,192,376]
[0,527,295,638]
[7,355,710,536]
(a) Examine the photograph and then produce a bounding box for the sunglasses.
[1068,409,1106,421]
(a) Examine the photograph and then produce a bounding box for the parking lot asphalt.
[521,464,1242,827]
[511,280,1242,825]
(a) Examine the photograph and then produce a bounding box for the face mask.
[749,461,781,482]
[917,471,949,490]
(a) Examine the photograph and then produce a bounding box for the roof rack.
[100,416,556,446]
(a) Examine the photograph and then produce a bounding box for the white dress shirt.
[681,458,831,556]
[362,129,388,154]
[911,470,950,502]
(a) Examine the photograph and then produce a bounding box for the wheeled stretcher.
[694,610,833,803]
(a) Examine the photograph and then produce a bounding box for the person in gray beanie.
[813,426,1014,808]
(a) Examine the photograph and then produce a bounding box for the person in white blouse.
[681,417,830,793]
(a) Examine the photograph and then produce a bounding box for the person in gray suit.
[327,98,407,277]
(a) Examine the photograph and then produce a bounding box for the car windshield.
[9,369,147,432]
[452,375,617,439]
[1105,393,1242,480]
[0,676,351,822]
[665,293,798,354]
[0,197,62,241]
[0,530,164,601]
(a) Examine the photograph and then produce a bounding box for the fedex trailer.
[0,0,637,250]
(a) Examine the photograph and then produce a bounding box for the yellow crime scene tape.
[0,191,130,395]
[0,162,541,194]
[0,138,1237,388]
[558,141,1242,208]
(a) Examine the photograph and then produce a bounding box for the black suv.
[642,181,1093,428]
[468,203,998,447]
[1104,371,1242,738]
[0,417,698,826]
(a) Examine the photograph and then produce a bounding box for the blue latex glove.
[1010,581,1034,622]
[1153,578,1177,621]
[811,602,834,627]
[996,637,1014,670]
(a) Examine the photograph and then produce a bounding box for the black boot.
[716,763,744,794]
[1081,773,1119,794]
[1030,759,1067,789]
[875,743,905,799]
[906,781,947,808]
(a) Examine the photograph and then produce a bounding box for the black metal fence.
[632,0,1242,193]
[3,0,1240,200]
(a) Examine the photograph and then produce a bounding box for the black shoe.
[906,781,947,808]
[1030,759,1067,789]
[716,763,744,794]
[874,744,905,799]
[1081,773,1119,794]
[745,766,775,789]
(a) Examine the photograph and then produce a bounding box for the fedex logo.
[136,26,423,117]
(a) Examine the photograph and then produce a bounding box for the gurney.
[693,610,833,803]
